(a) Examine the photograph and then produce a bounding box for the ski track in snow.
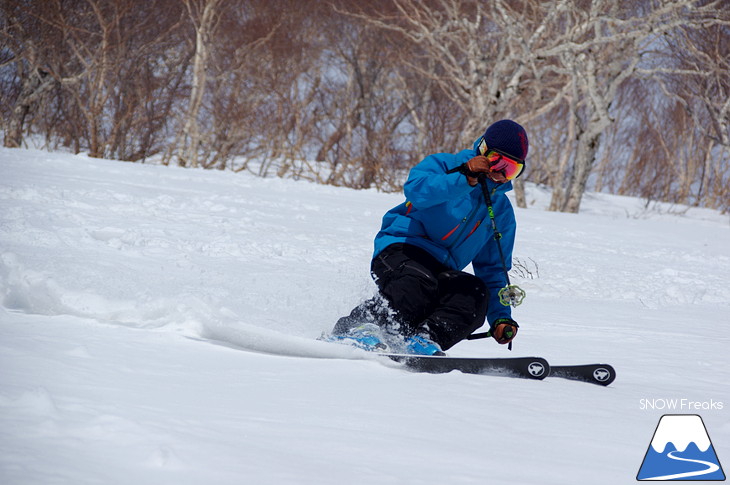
[643,450,720,480]
[1,147,729,485]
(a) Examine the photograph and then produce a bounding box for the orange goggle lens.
[478,139,525,180]
[485,150,524,180]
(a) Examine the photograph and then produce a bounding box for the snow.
[650,415,711,453]
[1,147,729,485]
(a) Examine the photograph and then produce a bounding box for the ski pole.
[476,174,526,308]
[466,175,525,350]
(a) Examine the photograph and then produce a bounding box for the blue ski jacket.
[373,139,516,326]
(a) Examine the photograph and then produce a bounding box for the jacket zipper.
[440,197,486,266]
[444,203,482,250]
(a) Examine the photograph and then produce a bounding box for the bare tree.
[1,0,726,212]
[309,17,403,188]
[166,0,223,168]
[341,0,576,205]
[348,0,727,212]
[1,0,188,158]
[659,20,730,210]
[530,0,727,212]
[1,1,60,148]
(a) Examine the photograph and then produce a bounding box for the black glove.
[491,318,519,345]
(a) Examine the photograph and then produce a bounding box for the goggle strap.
[478,137,488,156]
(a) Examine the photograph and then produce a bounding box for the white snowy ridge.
[650,415,712,453]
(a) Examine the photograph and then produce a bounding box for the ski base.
[381,354,550,380]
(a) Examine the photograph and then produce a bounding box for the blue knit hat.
[483,120,529,160]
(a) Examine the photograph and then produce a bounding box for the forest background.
[1,0,728,213]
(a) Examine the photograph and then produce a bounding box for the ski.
[381,354,616,386]
[321,334,615,385]
[381,354,550,380]
[549,363,616,386]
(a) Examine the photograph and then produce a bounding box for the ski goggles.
[477,138,525,181]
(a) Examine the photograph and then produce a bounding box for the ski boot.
[328,323,388,352]
[404,334,445,356]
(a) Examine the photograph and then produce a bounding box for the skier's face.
[478,139,525,183]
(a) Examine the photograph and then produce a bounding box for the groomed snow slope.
[1,148,728,485]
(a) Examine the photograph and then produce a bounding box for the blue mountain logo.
[637,414,725,481]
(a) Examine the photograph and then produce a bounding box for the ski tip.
[591,364,616,386]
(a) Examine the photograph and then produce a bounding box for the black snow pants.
[333,243,488,351]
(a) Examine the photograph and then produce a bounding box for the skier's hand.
[465,156,489,186]
[491,318,519,345]
[466,155,508,185]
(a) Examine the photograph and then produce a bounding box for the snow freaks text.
[639,399,724,411]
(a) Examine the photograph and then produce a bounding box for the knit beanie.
[483,120,529,160]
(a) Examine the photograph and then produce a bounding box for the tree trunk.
[513,179,526,209]
[4,68,54,148]
[175,0,220,168]
[563,131,601,213]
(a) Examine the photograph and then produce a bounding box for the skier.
[330,119,528,355]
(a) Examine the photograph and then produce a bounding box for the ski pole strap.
[466,330,491,340]
[467,319,519,340]
[446,163,481,179]
[465,329,513,350]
